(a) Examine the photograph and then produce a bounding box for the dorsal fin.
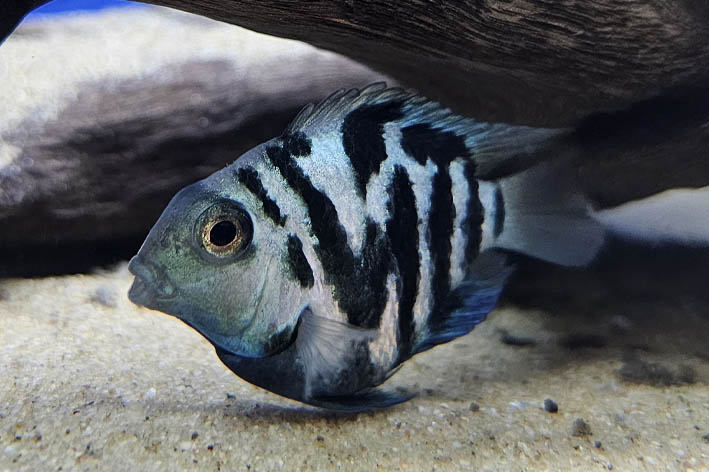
[285,82,567,178]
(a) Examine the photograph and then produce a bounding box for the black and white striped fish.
[128,84,605,411]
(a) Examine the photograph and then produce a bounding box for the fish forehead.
[158,153,264,225]
[136,152,270,271]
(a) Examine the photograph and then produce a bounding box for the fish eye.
[209,220,237,246]
[197,201,253,258]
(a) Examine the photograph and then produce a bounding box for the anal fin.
[311,388,416,413]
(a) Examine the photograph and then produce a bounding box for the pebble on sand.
[571,418,592,437]
[89,286,118,308]
[543,398,558,413]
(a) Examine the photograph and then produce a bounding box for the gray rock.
[0,9,386,274]
[6,1,709,127]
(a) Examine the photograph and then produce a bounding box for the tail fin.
[491,162,605,266]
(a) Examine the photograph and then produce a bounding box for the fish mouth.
[127,275,157,308]
[127,256,176,306]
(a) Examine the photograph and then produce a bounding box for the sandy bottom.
[1,256,708,471]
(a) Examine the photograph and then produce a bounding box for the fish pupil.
[210,220,237,247]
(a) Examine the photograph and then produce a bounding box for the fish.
[127,83,605,411]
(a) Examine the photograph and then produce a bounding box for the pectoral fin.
[295,309,376,398]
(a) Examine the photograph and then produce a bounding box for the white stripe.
[296,133,368,255]
[478,181,498,250]
[448,160,469,286]
[366,273,400,371]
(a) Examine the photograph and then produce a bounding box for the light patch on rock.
[0,7,339,135]
[0,140,21,167]
[595,186,709,245]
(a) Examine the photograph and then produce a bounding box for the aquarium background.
[1,2,708,471]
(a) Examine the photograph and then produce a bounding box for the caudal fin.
[491,162,605,266]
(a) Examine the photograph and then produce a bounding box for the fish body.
[128,84,604,411]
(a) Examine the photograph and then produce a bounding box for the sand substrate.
[1,258,708,471]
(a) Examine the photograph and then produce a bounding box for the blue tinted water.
[30,0,142,16]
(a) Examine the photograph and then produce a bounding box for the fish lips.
[127,256,176,308]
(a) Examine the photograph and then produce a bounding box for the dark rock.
[571,418,592,437]
[594,440,602,449]
[543,399,558,413]
[702,434,709,444]
[190,432,198,440]
[469,402,480,412]
[8,0,706,128]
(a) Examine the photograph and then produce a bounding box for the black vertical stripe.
[400,122,472,343]
[283,131,312,157]
[341,101,404,196]
[236,167,286,227]
[493,186,505,238]
[400,123,468,168]
[462,161,483,265]
[428,167,455,324]
[266,138,390,329]
[386,166,419,362]
[286,234,314,288]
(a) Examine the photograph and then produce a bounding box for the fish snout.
[127,256,176,305]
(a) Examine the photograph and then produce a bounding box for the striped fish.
[128,84,604,411]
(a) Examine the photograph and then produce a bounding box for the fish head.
[128,158,309,359]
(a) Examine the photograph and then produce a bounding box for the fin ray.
[286,83,566,178]
[295,309,376,398]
